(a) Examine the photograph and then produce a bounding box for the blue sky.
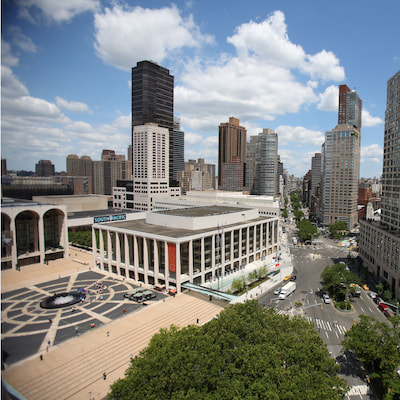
[2,0,399,178]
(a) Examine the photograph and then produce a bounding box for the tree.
[321,263,360,303]
[293,209,304,221]
[297,219,318,242]
[328,221,348,239]
[108,301,348,400]
[281,208,288,219]
[343,315,400,399]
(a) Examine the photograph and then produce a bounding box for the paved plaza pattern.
[1,250,226,400]
[2,271,166,366]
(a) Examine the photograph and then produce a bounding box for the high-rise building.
[177,158,216,194]
[172,117,185,184]
[218,117,246,191]
[359,71,400,300]
[113,123,180,210]
[131,61,176,185]
[246,129,278,196]
[338,84,362,131]
[35,160,55,177]
[320,85,362,230]
[66,152,131,195]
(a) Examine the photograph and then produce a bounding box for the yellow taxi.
[283,275,292,281]
[361,284,369,291]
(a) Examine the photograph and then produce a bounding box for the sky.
[2,0,400,178]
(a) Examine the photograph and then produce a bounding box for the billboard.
[168,243,176,273]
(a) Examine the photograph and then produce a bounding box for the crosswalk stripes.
[306,316,347,335]
[273,310,348,336]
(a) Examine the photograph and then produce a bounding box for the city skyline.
[2,0,400,178]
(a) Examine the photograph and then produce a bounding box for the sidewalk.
[233,231,294,303]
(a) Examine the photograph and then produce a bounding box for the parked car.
[124,288,144,298]
[274,287,281,295]
[322,294,330,304]
[141,290,156,301]
[290,275,297,281]
[283,275,292,281]
[361,284,369,291]
[368,291,377,299]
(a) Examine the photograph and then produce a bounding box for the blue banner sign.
[94,214,126,224]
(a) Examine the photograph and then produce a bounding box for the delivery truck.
[278,281,296,299]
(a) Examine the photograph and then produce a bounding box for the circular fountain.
[40,291,85,309]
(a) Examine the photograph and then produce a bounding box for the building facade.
[131,61,176,186]
[338,84,362,130]
[1,198,69,270]
[35,160,55,177]
[177,158,216,194]
[218,117,247,190]
[93,206,279,293]
[320,85,362,230]
[113,124,181,211]
[359,70,400,300]
[246,129,278,196]
[321,124,361,229]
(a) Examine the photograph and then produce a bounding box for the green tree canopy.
[293,209,304,221]
[296,219,319,242]
[108,301,348,400]
[281,208,288,219]
[321,263,360,301]
[328,221,349,239]
[343,315,400,399]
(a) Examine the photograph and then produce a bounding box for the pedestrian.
[103,372,107,380]
[106,331,110,337]
[48,318,52,323]
[130,354,133,360]
[196,318,199,324]
[40,354,43,361]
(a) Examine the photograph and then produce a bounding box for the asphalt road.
[258,229,388,400]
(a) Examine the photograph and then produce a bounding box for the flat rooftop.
[154,205,250,218]
[68,208,140,220]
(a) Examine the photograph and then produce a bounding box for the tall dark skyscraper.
[131,61,177,185]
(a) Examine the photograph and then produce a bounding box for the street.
[258,231,388,400]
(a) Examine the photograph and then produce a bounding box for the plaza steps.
[3,294,225,400]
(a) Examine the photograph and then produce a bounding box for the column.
[201,237,205,284]
[175,241,181,294]
[133,235,139,281]
[143,237,148,285]
[38,215,45,264]
[153,239,159,286]
[212,233,216,278]
[188,239,193,282]
[164,241,169,290]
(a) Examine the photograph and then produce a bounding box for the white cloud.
[361,144,383,163]
[1,41,19,67]
[275,125,324,147]
[55,96,93,113]
[175,10,345,133]
[227,11,305,67]
[1,46,131,170]
[301,50,345,81]
[317,85,338,111]
[94,4,213,71]
[17,0,100,23]
[1,65,29,98]
[8,26,37,52]
[362,109,383,127]
[185,131,204,145]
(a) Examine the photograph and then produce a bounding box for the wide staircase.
[3,294,225,400]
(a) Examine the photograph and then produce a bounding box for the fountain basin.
[40,291,85,309]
